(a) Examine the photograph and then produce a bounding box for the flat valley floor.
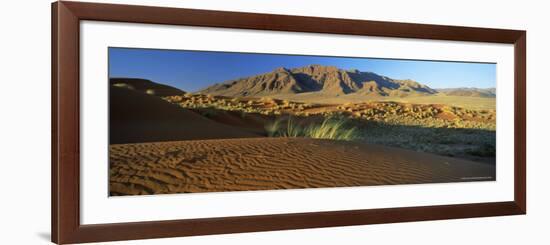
[109,137,495,195]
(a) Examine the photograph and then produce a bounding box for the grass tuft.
[305,118,358,141]
[265,117,358,141]
[265,118,283,137]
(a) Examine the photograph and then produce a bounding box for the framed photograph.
[52,1,526,244]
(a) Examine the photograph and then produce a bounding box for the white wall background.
[0,0,547,244]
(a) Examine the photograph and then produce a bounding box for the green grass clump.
[265,117,358,141]
[304,118,358,141]
[265,117,302,137]
[265,118,283,137]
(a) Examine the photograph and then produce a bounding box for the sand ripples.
[109,137,495,196]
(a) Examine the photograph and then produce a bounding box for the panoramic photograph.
[108,47,496,196]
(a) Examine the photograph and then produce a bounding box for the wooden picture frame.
[52,1,526,244]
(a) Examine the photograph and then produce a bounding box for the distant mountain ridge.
[109,68,495,100]
[436,87,496,97]
[199,65,438,98]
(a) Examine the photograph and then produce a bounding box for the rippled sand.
[109,137,495,196]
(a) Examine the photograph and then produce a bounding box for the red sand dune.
[109,86,261,144]
[110,137,495,196]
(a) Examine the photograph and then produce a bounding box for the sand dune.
[110,78,185,96]
[110,86,260,144]
[109,137,495,196]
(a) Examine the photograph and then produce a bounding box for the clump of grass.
[265,117,359,141]
[265,118,284,137]
[304,118,358,141]
[265,117,302,137]
[284,117,303,137]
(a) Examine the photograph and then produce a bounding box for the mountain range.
[436,87,496,98]
[199,64,440,98]
[109,65,495,101]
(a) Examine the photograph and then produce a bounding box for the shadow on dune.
[109,86,261,144]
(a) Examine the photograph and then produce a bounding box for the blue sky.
[109,47,496,92]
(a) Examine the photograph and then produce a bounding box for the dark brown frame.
[52,1,526,244]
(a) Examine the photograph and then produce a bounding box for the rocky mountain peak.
[199,65,437,98]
